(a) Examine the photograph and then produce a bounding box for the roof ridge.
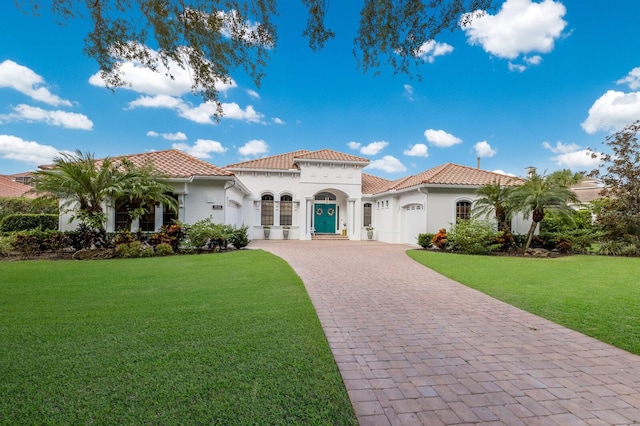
[226,149,310,169]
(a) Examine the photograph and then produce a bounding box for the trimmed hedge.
[0,214,58,233]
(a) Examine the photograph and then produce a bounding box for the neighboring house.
[51,148,531,243]
[570,178,603,207]
[0,174,37,198]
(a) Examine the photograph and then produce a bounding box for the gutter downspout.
[417,186,428,233]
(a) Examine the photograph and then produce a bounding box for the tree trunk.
[524,220,538,251]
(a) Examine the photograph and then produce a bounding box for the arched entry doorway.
[313,191,337,234]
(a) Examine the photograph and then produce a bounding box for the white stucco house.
[55,148,530,244]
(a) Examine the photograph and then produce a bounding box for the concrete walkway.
[251,240,640,425]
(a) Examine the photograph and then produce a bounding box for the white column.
[305,197,313,240]
[348,198,356,239]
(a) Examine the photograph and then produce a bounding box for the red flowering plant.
[432,228,448,251]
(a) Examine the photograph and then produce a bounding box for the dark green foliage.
[0,213,58,233]
[447,219,502,255]
[417,233,435,249]
[183,217,247,251]
[229,225,250,249]
[65,223,108,250]
[9,230,71,256]
[0,196,58,222]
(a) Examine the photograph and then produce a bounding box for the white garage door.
[402,204,426,245]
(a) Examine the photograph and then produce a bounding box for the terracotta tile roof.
[225,149,370,171]
[225,150,310,170]
[58,149,231,179]
[0,175,37,198]
[295,149,370,163]
[388,163,523,192]
[362,173,394,195]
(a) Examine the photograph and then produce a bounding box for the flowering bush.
[432,228,448,250]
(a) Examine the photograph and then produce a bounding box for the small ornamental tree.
[589,120,640,242]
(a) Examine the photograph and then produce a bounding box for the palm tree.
[473,182,515,232]
[33,150,136,233]
[511,171,580,251]
[115,159,178,231]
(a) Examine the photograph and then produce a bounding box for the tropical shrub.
[0,196,58,223]
[149,223,184,252]
[182,218,245,251]
[65,223,108,250]
[417,233,435,249]
[0,214,58,233]
[432,228,448,251]
[0,235,11,256]
[115,240,154,258]
[447,219,502,255]
[155,243,174,256]
[229,225,250,249]
[9,230,71,256]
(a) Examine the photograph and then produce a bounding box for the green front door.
[314,204,336,233]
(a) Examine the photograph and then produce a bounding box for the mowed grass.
[0,251,357,425]
[407,251,640,355]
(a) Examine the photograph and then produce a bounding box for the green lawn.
[407,250,640,355]
[0,251,357,425]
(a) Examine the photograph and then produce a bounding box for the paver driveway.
[251,240,640,425]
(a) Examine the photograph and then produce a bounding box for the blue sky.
[1,0,639,178]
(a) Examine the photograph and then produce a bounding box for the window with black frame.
[261,194,274,226]
[280,194,292,226]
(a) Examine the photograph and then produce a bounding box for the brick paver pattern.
[251,240,640,425]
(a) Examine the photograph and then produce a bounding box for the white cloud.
[0,60,72,107]
[581,90,640,134]
[415,40,454,63]
[220,102,264,123]
[617,67,640,90]
[272,117,285,125]
[147,130,187,141]
[238,139,269,157]
[0,104,93,130]
[461,0,567,70]
[365,156,407,173]
[474,140,497,157]
[551,149,601,169]
[492,169,517,177]
[404,144,429,157]
[127,95,264,124]
[542,141,580,153]
[403,84,414,99]
[88,45,238,97]
[360,141,388,155]
[0,134,70,165]
[347,141,361,150]
[173,139,227,158]
[542,140,602,169]
[247,89,260,99]
[424,129,462,147]
[128,94,184,109]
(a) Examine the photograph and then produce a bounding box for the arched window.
[363,203,372,227]
[261,194,274,226]
[315,192,336,201]
[115,200,130,231]
[456,201,472,222]
[280,194,293,226]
